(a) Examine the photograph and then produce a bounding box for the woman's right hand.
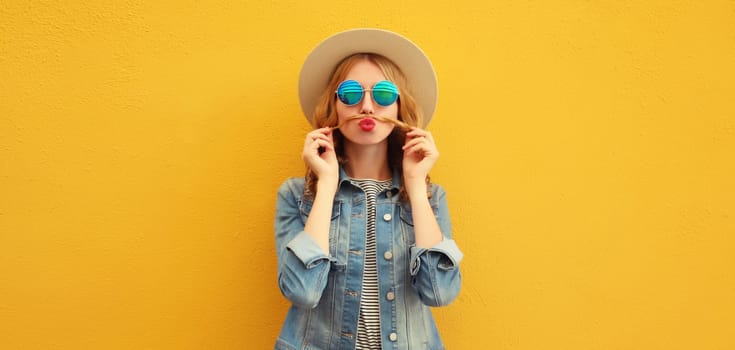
[302,127,339,185]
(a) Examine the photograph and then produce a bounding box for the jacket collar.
[338,165,402,192]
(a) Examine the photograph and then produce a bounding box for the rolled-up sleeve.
[274,179,331,309]
[286,231,331,269]
[409,185,464,307]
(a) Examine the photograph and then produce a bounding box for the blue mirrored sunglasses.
[335,80,399,107]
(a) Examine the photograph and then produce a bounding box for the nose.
[359,91,375,115]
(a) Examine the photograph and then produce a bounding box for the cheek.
[336,103,354,118]
[335,107,350,124]
[383,104,399,117]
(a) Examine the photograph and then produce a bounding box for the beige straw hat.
[298,28,438,127]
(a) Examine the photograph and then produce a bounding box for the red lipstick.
[359,118,376,131]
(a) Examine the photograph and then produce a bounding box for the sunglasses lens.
[336,80,364,105]
[372,81,399,106]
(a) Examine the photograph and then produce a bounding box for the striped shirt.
[352,178,392,350]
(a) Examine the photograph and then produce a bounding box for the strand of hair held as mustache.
[333,114,411,131]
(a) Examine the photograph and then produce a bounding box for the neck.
[343,141,392,180]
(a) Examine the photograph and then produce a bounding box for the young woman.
[274,29,463,350]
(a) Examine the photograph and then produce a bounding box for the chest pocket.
[399,199,440,224]
[399,200,440,244]
[298,198,343,256]
[298,199,341,222]
[399,205,416,245]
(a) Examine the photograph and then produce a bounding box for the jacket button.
[389,332,398,341]
[383,213,392,221]
[386,292,395,301]
[383,251,393,260]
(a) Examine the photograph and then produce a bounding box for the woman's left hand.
[402,127,439,182]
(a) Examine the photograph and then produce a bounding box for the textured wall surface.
[1,1,734,349]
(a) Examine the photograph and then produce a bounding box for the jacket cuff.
[286,231,330,269]
[410,238,464,275]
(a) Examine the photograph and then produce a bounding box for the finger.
[312,127,332,133]
[424,131,435,144]
[402,137,425,150]
[310,134,331,143]
[307,129,331,139]
[405,134,435,149]
[407,131,434,146]
[319,127,335,136]
[305,134,332,149]
[306,140,323,155]
[307,128,333,140]
[405,127,428,138]
[403,143,428,157]
[320,140,335,153]
[404,134,424,143]
[408,140,439,157]
[305,142,333,162]
[310,139,333,151]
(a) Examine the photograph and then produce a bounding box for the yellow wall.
[1,1,733,349]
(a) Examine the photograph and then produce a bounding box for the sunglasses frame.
[335,79,400,107]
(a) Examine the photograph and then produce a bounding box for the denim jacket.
[274,167,463,350]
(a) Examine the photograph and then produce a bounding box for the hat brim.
[298,28,437,127]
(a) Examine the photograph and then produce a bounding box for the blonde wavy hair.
[304,53,431,202]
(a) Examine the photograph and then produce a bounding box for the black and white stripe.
[352,179,392,350]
